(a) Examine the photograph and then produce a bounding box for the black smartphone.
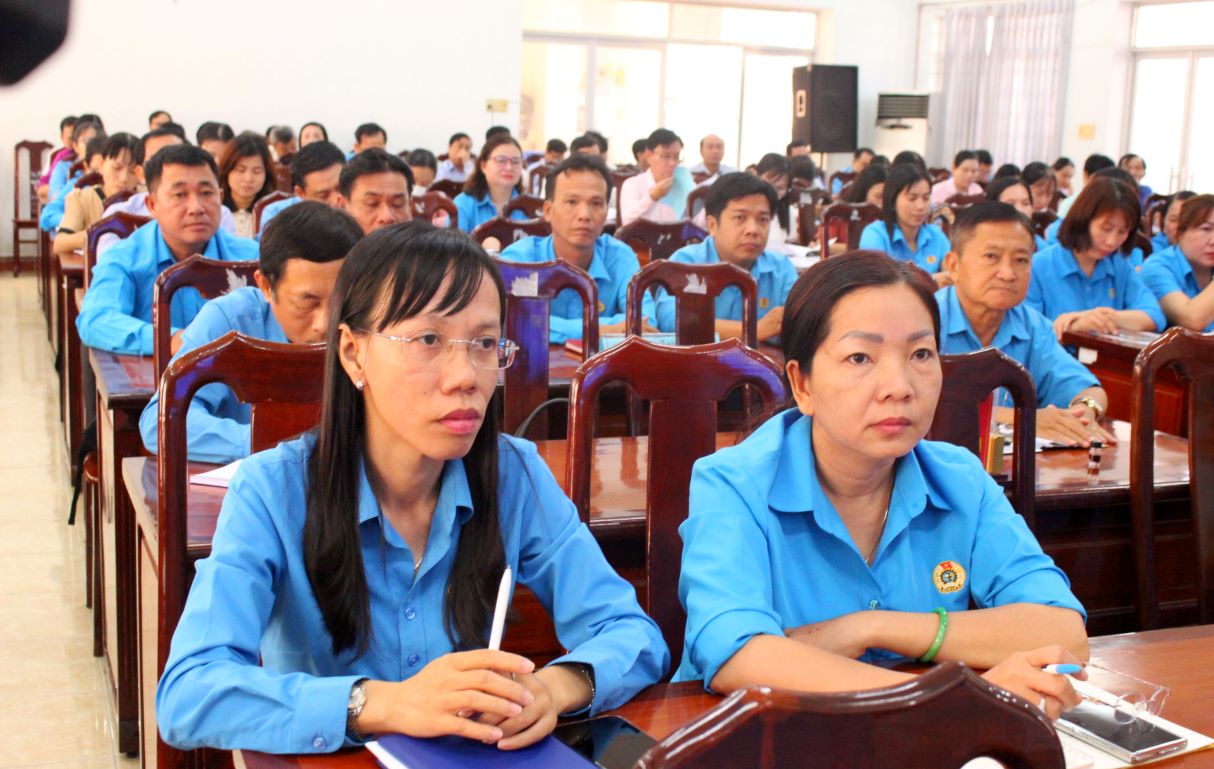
[1057,701,1187,763]
[553,715,657,769]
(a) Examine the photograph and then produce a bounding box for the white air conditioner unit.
[873,93,930,158]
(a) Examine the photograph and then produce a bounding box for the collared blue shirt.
[857,221,949,274]
[97,193,237,259]
[1044,218,1062,244]
[40,169,82,232]
[499,234,654,343]
[76,221,260,355]
[138,287,288,464]
[257,196,300,235]
[675,409,1084,687]
[453,190,527,234]
[936,285,1099,408]
[829,164,855,196]
[47,158,74,202]
[157,433,668,753]
[1141,244,1214,332]
[654,237,797,334]
[1150,231,1170,253]
[1025,243,1165,331]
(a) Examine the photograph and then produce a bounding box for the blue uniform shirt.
[936,285,1099,408]
[858,221,949,274]
[138,287,288,463]
[676,409,1084,686]
[654,237,797,333]
[499,234,654,343]
[829,164,855,196]
[1150,231,1170,254]
[39,169,82,232]
[47,159,74,202]
[1044,217,1061,244]
[1025,243,1165,331]
[156,433,668,753]
[76,221,260,355]
[1141,244,1214,332]
[257,196,300,235]
[453,190,527,234]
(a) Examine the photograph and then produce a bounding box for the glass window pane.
[520,41,588,153]
[664,44,744,169]
[523,0,669,38]
[670,4,815,49]
[592,46,663,166]
[740,53,810,169]
[1128,57,1189,194]
[1134,2,1214,48]
[1187,56,1214,190]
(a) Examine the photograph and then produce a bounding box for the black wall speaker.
[0,0,70,85]
[790,65,858,154]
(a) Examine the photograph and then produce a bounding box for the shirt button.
[408,653,420,666]
[868,599,881,610]
[405,607,416,621]
[313,737,327,750]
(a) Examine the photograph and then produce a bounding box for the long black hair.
[882,163,933,237]
[304,220,507,656]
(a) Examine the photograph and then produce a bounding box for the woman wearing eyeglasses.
[454,134,530,237]
[157,222,668,755]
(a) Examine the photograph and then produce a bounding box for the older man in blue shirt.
[937,202,1113,447]
[138,202,363,463]
[656,172,797,343]
[500,154,655,344]
[77,144,259,355]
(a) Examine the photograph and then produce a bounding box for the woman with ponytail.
[157,221,667,754]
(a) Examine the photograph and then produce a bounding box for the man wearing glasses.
[619,128,687,226]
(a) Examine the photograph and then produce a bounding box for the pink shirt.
[930,177,982,207]
[619,169,679,226]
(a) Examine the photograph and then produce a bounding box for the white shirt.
[619,169,680,226]
[434,158,475,184]
[97,192,236,258]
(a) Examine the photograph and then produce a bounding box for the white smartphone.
[1056,701,1187,764]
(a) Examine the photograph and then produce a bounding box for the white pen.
[487,565,512,651]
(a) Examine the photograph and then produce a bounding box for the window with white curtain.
[519,0,816,168]
[924,0,1074,167]
[1126,1,1214,193]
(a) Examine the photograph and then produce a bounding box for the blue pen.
[1043,663,1083,675]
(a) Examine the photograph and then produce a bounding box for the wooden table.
[240,625,1214,768]
[59,256,86,473]
[1062,329,1187,436]
[92,349,156,756]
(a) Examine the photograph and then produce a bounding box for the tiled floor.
[0,275,138,769]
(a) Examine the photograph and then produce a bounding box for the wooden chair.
[252,190,293,234]
[1144,195,1170,237]
[690,170,713,185]
[155,331,325,769]
[1031,209,1058,239]
[68,158,85,176]
[684,184,711,220]
[636,662,1064,769]
[101,189,135,209]
[566,337,784,667]
[795,201,819,247]
[503,194,545,219]
[828,169,857,193]
[1130,327,1214,629]
[818,202,880,257]
[495,258,598,440]
[928,166,951,183]
[928,348,1038,528]
[412,191,459,229]
[528,163,555,196]
[85,212,150,287]
[610,169,639,223]
[428,178,464,199]
[615,218,708,265]
[11,139,53,275]
[273,163,293,192]
[626,260,757,347]
[945,192,987,211]
[472,216,551,248]
[74,170,102,189]
[152,256,260,378]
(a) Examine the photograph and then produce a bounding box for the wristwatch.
[346,678,368,742]
[1070,396,1104,420]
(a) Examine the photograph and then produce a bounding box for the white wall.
[0,0,523,256]
[1058,0,1135,165]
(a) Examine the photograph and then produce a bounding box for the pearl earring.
[355,379,365,391]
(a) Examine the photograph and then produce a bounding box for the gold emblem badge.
[932,560,966,594]
[759,297,770,309]
[926,255,938,265]
[597,300,606,313]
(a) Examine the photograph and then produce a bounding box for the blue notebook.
[366,732,598,769]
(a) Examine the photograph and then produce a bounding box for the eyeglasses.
[489,155,524,169]
[374,332,519,369]
[653,152,682,164]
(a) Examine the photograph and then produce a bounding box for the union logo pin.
[932,560,966,594]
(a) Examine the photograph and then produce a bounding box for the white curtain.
[938,0,1075,166]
